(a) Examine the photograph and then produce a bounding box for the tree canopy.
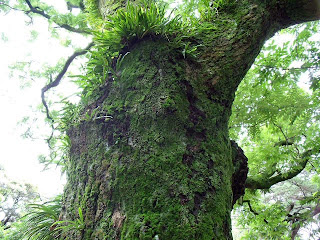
[230,21,320,239]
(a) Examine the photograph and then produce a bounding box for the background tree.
[0,0,319,239]
[0,167,39,229]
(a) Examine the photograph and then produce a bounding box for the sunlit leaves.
[231,21,320,239]
[3,195,85,240]
[28,30,39,42]
[0,169,39,228]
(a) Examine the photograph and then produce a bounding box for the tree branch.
[41,42,94,121]
[274,140,294,147]
[245,150,312,190]
[289,202,320,239]
[0,2,25,12]
[243,200,259,216]
[198,0,320,101]
[256,64,319,72]
[66,1,84,12]
[272,0,320,26]
[243,200,269,224]
[23,0,91,34]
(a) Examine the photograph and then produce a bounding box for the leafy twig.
[243,200,269,224]
[23,0,91,34]
[255,64,319,71]
[0,2,25,12]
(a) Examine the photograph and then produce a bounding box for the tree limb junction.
[246,150,312,190]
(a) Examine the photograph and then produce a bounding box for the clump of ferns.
[95,0,182,50]
[78,1,182,91]
[21,195,62,240]
[21,195,85,240]
[53,207,85,237]
[74,0,198,105]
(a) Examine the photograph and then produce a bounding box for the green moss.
[61,34,241,238]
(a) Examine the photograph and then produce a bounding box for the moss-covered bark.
[60,1,320,239]
[63,39,242,239]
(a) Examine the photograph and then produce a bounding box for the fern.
[21,196,62,240]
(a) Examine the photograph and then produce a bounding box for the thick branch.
[273,0,320,26]
[245,150,312,190]
[41,42,94,121]
[24,0,90,34]
[200,0,320,101]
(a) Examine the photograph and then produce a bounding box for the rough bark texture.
[63,40,236,239]
[61,0,320,239]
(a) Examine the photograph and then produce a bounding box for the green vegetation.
[0,0,319,239]
[230,21,320,239]
[0,167,39,230]
[21,196,62,240]
[1,194,85,239]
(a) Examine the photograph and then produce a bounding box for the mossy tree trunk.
[61,1,320,239]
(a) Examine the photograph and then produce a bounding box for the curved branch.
[0,2,25,12]
[243,200,259,216]
[245,150,312,190]
[41,42,94,121]
[23,0,91,34]
[243,200,269,224]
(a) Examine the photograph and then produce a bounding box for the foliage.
[230,21,320,239]
[0,224,5,239]
[54,207,85,233]
[2,0,90,35]
[0,168,39,228]
[234,178,320,240]
[58,0,184,130]
[105,0,181,46]
[20,195,62,240]
[1,194,85,240]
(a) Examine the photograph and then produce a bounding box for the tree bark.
[61,1,320,239]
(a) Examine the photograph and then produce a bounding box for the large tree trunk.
[61,1,320,239]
